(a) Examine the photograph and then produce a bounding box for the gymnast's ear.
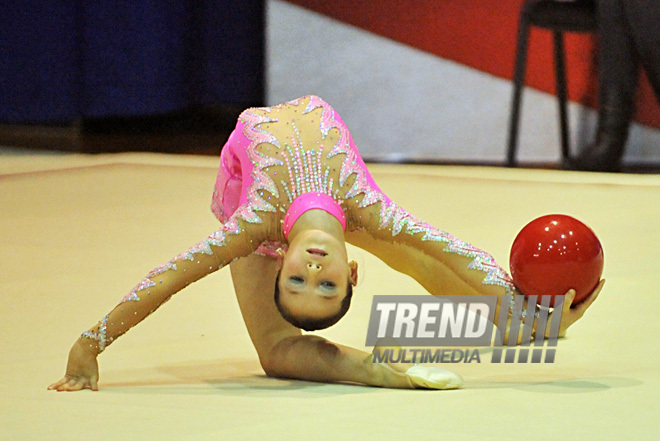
[349,260,358,286]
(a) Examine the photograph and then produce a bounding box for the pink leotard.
[282,192,346,239]
[81,96,519,353]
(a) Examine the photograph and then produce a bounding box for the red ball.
[510,215,603,307]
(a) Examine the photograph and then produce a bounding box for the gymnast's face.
[278,229,358,319]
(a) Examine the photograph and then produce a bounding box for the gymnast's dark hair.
[273,270,353,331]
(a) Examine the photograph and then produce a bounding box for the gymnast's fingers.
[576,279,605,311]
[61,377,85,392]
[562,289,576,316]
[47,377,70,390]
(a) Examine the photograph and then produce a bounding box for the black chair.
[506,0,598,166]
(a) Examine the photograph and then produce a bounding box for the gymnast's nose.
[307,262,322,272]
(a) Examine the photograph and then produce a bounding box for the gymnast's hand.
[554,279,605,338]
[48,338,99,392]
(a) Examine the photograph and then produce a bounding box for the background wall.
[0,1,265,123]
[266,0,660,165]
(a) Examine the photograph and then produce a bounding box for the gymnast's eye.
[289,276,304,284]
[321,280,336,289]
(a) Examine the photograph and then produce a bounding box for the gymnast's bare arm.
[229,253,415,388]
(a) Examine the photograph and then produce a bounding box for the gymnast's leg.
[229,254,461,389]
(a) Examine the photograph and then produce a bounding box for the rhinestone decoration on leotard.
[80,228,228,352]
[303,96,384,208]
[279,123,336,203]
[81,95,532,352]
[243,96,521,313]
[285,100,519,311]
[120,278,155,303]
[82,315,109,352]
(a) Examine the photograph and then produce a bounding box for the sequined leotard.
[82,96,519,353]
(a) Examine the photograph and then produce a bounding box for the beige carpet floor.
[1,152,658,440]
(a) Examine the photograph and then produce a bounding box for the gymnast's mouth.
[306,248,328,257]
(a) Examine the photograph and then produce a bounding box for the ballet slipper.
[404,365,464,390]
[373,338,463,390]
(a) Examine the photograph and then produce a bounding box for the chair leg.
[553,31,570,161]
[506,12,531,167]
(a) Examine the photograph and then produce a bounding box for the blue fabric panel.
[0,0,264,123]
[0,1,82,122]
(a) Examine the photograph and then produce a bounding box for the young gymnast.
[49,96,602,392]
